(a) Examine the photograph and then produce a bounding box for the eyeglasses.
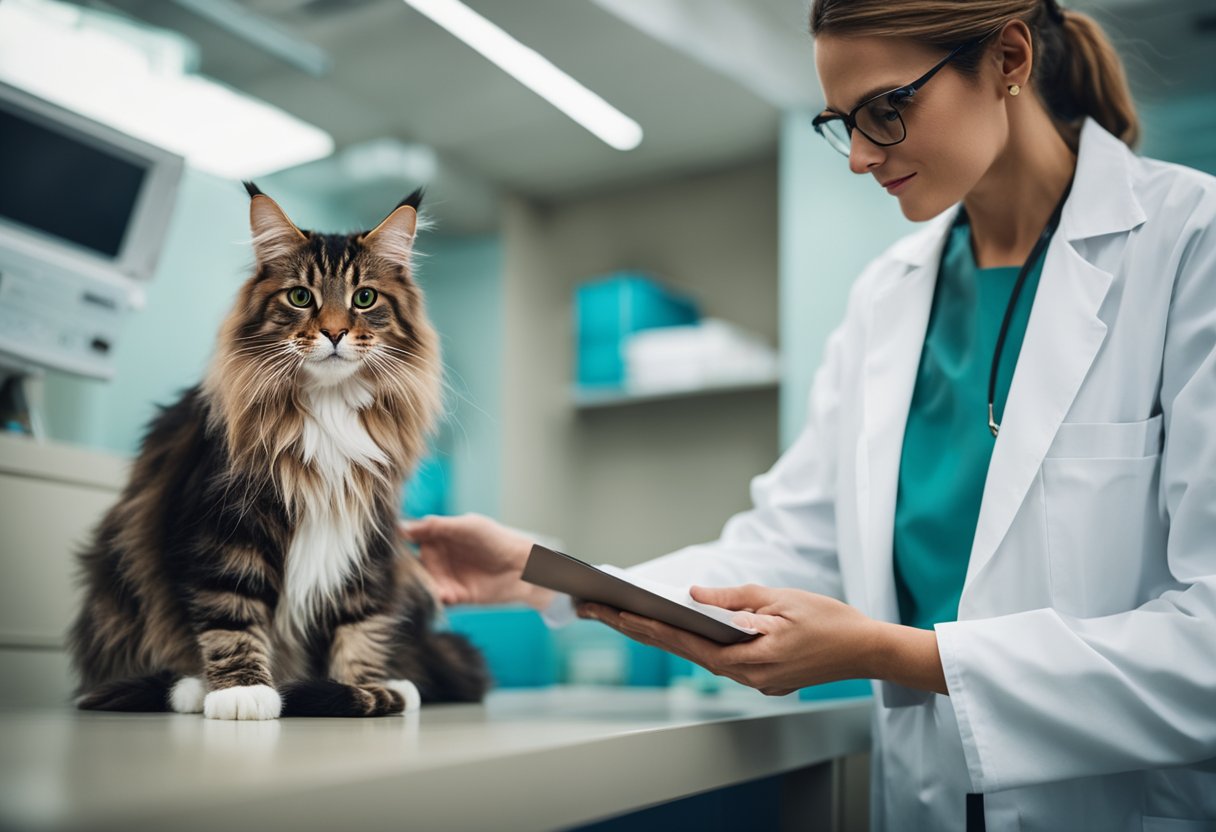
[812,36,987,156]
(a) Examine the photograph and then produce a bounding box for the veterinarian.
[404,0,1216,828]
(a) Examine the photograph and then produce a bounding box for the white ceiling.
[79,0,1216,230]
[95,0,810,204]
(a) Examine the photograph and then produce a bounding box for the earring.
[1008,84,1021,96]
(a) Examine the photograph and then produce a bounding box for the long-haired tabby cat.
[69,184,489,719]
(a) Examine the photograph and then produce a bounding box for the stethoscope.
[948,179,1074,438]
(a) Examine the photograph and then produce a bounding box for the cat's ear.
[244,181,305,264]
[362,188,424,266]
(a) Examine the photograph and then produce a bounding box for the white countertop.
[0,686,873,832]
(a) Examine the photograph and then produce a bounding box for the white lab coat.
[621,119,1216,831]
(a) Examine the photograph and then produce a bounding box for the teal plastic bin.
[575,272,699,387]
[443,606,558,688]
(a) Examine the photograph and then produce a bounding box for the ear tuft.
[243,181,264,199]
[248,188,306,264]
[362,201,420,266]
[396,187,425,212]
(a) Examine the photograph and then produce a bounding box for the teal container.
[575,273,699,387]
[443,606,558,688]
[799,679,873,700]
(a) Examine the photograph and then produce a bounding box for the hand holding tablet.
[521,544,759,644]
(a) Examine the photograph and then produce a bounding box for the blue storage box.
[575,341,624,387]
[575,272,699,387]
[444,606,558,688]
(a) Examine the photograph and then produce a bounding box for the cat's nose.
[320,328,348,345]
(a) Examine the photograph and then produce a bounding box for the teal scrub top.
[892,218,1048,630]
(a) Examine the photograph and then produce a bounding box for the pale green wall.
[414,235,504,518]
[778,110,915,448]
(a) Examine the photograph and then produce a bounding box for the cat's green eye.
[352,288,377,309]
[287,287,313,308]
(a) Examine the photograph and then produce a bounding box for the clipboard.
[521,544,759,645]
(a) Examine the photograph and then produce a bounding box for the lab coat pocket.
[1044,413,1163,459]
[1041,415,1165,616]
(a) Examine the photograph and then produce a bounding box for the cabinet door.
[0,472,118,704]
[0,474,116,646]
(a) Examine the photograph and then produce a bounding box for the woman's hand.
[399,513,554,610]
[578,584,947,696]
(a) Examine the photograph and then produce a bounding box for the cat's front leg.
[328,611,420,714]
[193,587,281,720]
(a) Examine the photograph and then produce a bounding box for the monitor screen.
[0,107,148,259]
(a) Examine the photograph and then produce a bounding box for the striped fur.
[69,186,489,718]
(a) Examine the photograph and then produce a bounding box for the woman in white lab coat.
[404,0,1216,828]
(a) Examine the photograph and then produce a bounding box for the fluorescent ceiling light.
[401,0,643,151]
[0,0,334,179]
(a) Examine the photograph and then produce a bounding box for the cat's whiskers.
[360,352,413,402]
[240,361,296,410]
[362,352,427,425]
[374,343,468,412]
[229,347,300,408]
[367,347,446,416]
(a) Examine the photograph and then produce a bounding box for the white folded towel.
[623,318,778,394]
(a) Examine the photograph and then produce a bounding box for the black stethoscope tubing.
[949,180,1074,438]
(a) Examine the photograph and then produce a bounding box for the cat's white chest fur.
[279,379,387,635]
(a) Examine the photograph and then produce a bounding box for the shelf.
[573,374,780,410]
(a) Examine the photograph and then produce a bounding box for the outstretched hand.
[400,513,552,610]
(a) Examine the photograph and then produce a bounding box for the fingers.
[398,518,425,541]
[582,605,724,657]
[690,583,776,612]
[399,515,444,542]
[578,604,672,652]
[430,578,467,606]
[728,611,783,635]
[417,550,464,604]
[417,568,468,607]
[577,602,629,632]
[579,605,784,689]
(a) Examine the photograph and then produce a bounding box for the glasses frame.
[812,34,990,155]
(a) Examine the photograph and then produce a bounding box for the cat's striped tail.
[279,679,419,717]
[75,671,177,712]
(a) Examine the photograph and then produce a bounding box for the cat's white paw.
[385,679,421,713]
[203,684,281,720]
[170,676,206,713]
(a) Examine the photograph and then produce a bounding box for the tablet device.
[521,544,759,645]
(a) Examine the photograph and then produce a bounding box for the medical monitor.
[0,80,184,284]
[0,81,184,379]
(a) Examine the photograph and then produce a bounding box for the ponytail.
[1055,10,1139,147]
[809,0,1141,149]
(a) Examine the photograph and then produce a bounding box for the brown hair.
[809,0,1139,148]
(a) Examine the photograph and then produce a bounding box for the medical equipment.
[959,178,1073,437]
[0,80,184,383]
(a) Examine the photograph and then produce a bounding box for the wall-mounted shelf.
[573,373,779,410]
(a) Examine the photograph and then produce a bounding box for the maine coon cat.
[69,184,488,719]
